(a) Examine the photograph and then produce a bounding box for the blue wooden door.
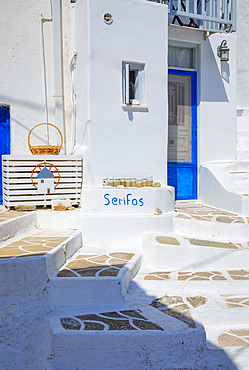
[0,106,10,204]
[167,69,197,200]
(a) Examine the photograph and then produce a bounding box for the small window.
[122,62,144,105]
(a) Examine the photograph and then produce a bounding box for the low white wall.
[81,186,175,215]
[199,161,249,215]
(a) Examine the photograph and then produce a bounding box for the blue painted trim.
[168,69,198,199]
[0,106,11,204]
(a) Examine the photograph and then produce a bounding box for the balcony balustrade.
[149,0,237,32]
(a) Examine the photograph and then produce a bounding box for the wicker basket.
[28,123,63,155]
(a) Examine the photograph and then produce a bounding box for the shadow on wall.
[201,39,229,103]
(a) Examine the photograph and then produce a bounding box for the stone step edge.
[0,211,38,246]
[130,278,249,296]
[173,216,249,241]
[47,254,142,306]
[46,230,82,276]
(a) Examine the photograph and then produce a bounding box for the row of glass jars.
[103,176,153,188]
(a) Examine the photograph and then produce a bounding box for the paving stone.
[186,296,207,308]
[175,214,191,219]
[144,271,171,280]
[156,236,180,245]
[216,216,233,223]
[218,329,249,347]
[188,238,238,249]
[60,317,81,330]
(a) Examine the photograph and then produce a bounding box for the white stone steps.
[142,232,249,271]
[0,228,82,277]
[174,213,249,240]
[49,302,238,370]
[48,248,142,305]
[0,210,38,245]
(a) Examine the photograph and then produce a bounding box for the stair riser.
[48,278,125,305]
[0,212,38,246]
[49,255,141,305]
[51,330,210,370]
[174,217,249,240]
[142,242,249,271]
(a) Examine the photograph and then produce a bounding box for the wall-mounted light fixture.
[217,40,230,62]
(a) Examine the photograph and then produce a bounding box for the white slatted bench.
[2,155,83,209]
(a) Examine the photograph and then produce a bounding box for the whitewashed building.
[0,0,248,214]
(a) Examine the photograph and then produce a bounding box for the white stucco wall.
[0,0,71,155]
[237,0,249,110]
[168,26,237,165]
[73,0,168,187]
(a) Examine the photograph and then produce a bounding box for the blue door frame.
[0,106,10,204]
[167,69,197,200]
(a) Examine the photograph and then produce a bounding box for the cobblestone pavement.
[0,229,73,258]
[57,251,135,277]
[175,201,249,224]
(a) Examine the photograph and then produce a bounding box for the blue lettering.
[119,198,122,205]
[123,197,126,205]
[132,198,138,206]
[112,197,118,206]
[139,198,144,207]
[126,193,132,206]
[104,193,110,206]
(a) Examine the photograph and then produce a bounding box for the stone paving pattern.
[150,295,207,328]
[222,295,249,308]
[0,210,27,222]
[0,231,72,258]
[60,310,163,331]
[143,202,249,348]
[175,202,249,224]
[156,235,243,249]
[144,270,249,281]
[57,252,135,278]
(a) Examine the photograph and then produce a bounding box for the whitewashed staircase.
[1,206,248,369]
[237,109,249,160]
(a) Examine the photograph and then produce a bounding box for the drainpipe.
[51,0,66,154]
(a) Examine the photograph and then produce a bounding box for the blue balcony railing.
[149,0,237,32]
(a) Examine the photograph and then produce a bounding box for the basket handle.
[28,123,63,150]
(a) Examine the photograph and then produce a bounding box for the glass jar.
[131,177,136,187]
[126,177,131,187]
[147,176,153,187]
[137,178,142,188]
[142,177,147,187]
[108,177,114,187]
